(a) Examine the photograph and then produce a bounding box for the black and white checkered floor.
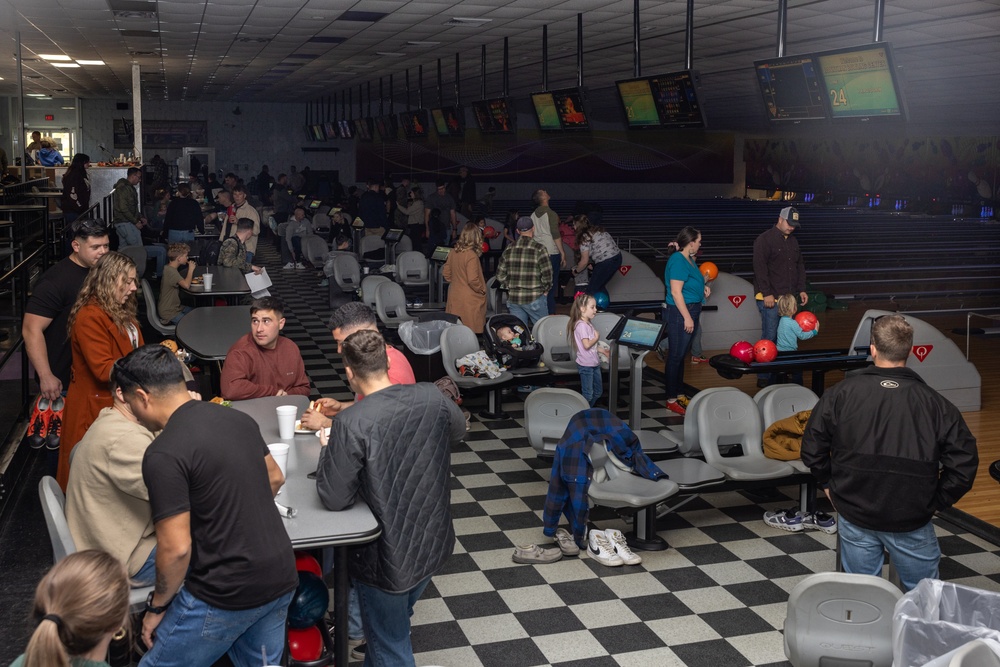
[263,243,1000,667]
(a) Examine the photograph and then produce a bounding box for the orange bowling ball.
[753,339,778,363]
[699,261,719,281]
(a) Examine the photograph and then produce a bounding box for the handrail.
[623,237,670,261]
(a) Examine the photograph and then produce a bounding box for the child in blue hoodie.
[776,293,819,384]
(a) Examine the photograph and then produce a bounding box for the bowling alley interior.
[2,1,1000,665]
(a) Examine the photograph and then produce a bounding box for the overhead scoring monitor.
[815,43,905,120]
[754,55,828,121]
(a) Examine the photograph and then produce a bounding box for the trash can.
[893,579,1000,667]
[398,319,456,383]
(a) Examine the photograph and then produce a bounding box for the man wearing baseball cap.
[752,206,807,386]
[496,216,553,327]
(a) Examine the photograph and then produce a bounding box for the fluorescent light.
[39,54,71,61]
[407,41,440,47]
[76,59,105,66]
[61,106,76,110]
[26,93,46,96]
[53,63,81,68]
[376,52,405,57]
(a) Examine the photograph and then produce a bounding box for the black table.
[181,265,250,305]
[709,348,872,396]
[230,395,380,667]
[175,305,250,395]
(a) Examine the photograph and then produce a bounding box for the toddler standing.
[568,293,602,406]
[776,293,819,384]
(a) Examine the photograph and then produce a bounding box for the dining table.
[180,265,250,305]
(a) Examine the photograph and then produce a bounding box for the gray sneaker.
[554,527,580,557]
[512,544,563,564]
[349,638,366,661]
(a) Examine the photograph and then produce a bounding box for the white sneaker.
[282,262,296,269]
[604,528,642,565]
[587,529,623,567]
[295,262,306,269]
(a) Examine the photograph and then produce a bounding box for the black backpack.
[199,239,223,266]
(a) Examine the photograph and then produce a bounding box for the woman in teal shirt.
[10,550,130,667]
[662,226,710,415]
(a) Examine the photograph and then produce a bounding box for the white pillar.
[131,62,142,161]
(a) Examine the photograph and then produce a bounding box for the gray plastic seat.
[119,244,147,279]
[524,388,590,456]
[140,278,176,336]
[374,281,417,329]
[40,477,152,612]
[696,389,796,480]
[440,324,512,420]
[927,640,1000,667]
[301,235,330,266]
[532,315,577,375]
[394,234,413,255]
[755,384,820,474]
[658,386,740,454]
[360,274,391,309]
[332,254,362,293]
[485,276,508,317]
[784,572,901,667]
[396,250,430,296]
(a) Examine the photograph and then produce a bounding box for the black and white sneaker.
[587,529,623,567]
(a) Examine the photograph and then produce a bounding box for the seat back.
[360,275,391,309]
[524,388,590,455]
[532,315,576,375]
[375,281,414,326]
[485,276,508,316]
[440,324,482,383]
[119,244,147,279]
[312,212,331,234]
[39,476,76,562]
[945,640,1000,667]
[359,235,385,256]
[396,251,429,284]
[140,278,176,335]
[394,235,413,255]
[696,389,795,479]
[755,384,820,429]
[677,387,739,455]
[301,235,329,266]
[784,572,901,667]
[333,254,362,292]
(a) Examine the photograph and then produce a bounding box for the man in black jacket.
[801,314,978,591]
[316,329,464,666]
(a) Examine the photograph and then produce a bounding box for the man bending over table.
[220,296,310,400]
[316,329,465,666]
[300,302,415,430]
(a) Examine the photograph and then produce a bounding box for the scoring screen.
[817,46,902,118]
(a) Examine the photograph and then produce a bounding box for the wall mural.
[357,129,734,184]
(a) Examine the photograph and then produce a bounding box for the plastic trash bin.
[893,579,1000,667]
[399,319,457,383]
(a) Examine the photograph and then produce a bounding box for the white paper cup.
[267,442,289,494]
[202,273,214,290]
[276,404,297,440]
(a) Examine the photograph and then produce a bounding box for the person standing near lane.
[530,189,567,315]
[495,217,553,328]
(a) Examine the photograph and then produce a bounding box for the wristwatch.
[145,591,173,615]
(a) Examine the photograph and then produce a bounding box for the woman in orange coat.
[442,223,487,333]
[57,251,142,488]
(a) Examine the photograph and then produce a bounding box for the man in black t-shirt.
[116,345,297,666]
[424,180,457,256]
[23,218,110,400]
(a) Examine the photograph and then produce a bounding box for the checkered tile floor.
[258,241,1000,667]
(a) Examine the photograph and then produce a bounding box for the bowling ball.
[287,626,324,662]
[699,261,719,282]
[484,225,499,239]
[287,571,329,629]
[594,290,610,309]
[754,339,778,363]
[794,311,818,332]
[482,241,491,254]
[294,552,323,577]
[730,341,755,363]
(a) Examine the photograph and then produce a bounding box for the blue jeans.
[839,515,940,592]
[586,253,622,296]
[547,254,561,314]
[664,303,701,398]
[690,321,703,357]
[757,299,780,384]
[167,229,195,244]
[139,586,293,667]
[578,364,602,406]
[507,294,549,328]
[355,576,431,667]
[132,546,157,587]
[168,306,192,325]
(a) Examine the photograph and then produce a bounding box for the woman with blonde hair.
[442,222,487,333]
[57,251,142,488]
[11,549,130,667]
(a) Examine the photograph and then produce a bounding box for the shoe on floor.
[691,355,709,364]
[554,527,580,557]
[282,262,296,269]
[604,528,642,566]
[349,638,366,661]
[763,508,805,532]
[587,530,624,567]
[512,544,563,564]
[802,511,838,534]
[666,400,686,416]
[676,394,690,408]
[318,278,330,287]
[295,262,306,269]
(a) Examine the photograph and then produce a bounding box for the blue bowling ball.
[594,290,610,309]
[287,571,329,629]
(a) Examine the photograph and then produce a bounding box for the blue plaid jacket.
[542,409,667,546]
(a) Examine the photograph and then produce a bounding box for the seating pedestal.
[628,507,669,551]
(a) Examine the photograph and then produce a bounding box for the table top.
[0,204,47,211]
[230,395,381,548]
[175,305,250,361]
[181,265,250,297]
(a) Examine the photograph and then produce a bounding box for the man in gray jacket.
[316,329,465,667]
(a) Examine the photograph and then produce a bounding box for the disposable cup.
[267,442,289,495]
[276,404,297,440]
[202,273,214,290]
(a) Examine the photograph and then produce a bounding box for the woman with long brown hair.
[11,550,130,667]
[442,222,487,333]
[57,252,142,488]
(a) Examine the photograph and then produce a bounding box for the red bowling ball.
[730,341,755,363]
[754,339,778,363]
[484,225,499,239]
[794,311,818,332]
[482,241,491,254]
[294,552,323,578]
[287,626,324,662]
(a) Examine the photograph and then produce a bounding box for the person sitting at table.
[158,243,196,325]
[220,296,310,401]
[65,370,158,588]
[114,344,297,665]
[300,302,415,430]
[316,329,465,667]
[217,218,263,274]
